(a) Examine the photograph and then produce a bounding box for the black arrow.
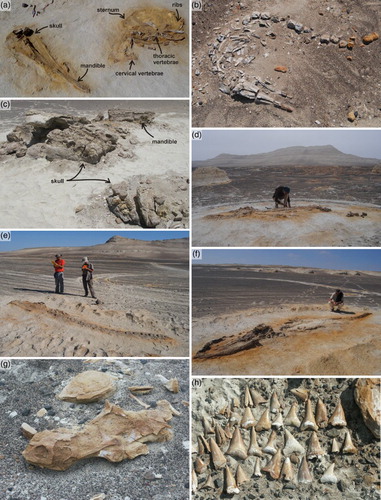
[142,124,154,138]
[109,12,125,19]
[67,163,85,181]
[68,178,111,183]
[77,68,88,82]
[154,37,162,54]
[175,9,181,21]
[129,60,135,70]
[35,25,48,34]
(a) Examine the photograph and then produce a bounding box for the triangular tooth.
[256,408,272,431]
[232,397,240,408]
[283,428,305,455]
[300,398,318,431]
[198,434,210,454]
[263,430,278,455]
[250,387,266,406]
[290,387,309,401]
[328,399,347,427]
[253,457,262,477]
[224,422,233,439]
[192,468,198,493]
[297,455,313,483]
[342,430,358,454]
[195,457,207,474]
[244,385,254,407]
[225,465,240,495]
[240,406,255,429]
[215,423,228,446]
[272,412,284,430]
[315,398,328,428]
[200,473,215,490]
[331,437,340,454]
[307,431,325,458]
[281,456,294,482]
[248,427,263,457]
[219,404,228,416]
[202,415,214,434]
[320,462,338,484]
[284,402,301,427]
[262,448,282,479]
[236,464,250,486]
[230,410,241,424]
[270,391,281,413]
[226,426,248,460]
[209,437,226,469]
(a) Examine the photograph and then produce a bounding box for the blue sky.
[194,249,381,272]
[0,231,188,252]
[193,130,381,161]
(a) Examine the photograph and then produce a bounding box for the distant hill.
[193,145,380,168]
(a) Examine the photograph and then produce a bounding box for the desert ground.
[192,0,381,127]
[0,101,189,229]
[192,378,380,500]
[192,265,381,375]
[0,0,189,97]
[0,236,189,357]
[0,359,189,500]
[192,146,381,247]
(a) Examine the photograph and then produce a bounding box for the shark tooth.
[298,455,313,484]
[331,437,340,454]
[209,437,226,469]
[192,468,198,493]
[262,448,282,479]
[263,430,278,455]
[290,387,309,402]
[253,457,262,477]
[328,400,347,427]
[300,399,318,431]
[236,464,250,486]
[248,427,263,457]
[283,428,305,456]
[270,391,281,413]
[272,412,284,430]
[244,385,254,407]
[284,402,301,427]
[198,434,210,454]
[225,465,240,495]
[281,456,294,482]
[307,431,325,458]
[342,431,358,454]
[195,456,207,474]
[202,415,214,435]
[200,473,215,490]
[232,397,240,408]
[224,422,233,439]
[215,423,228,446]
[240,406,255,429]
[320,462,338,484]
[256,408,272,432]
[315,398,328,428]
[226,427,248,460]
[250,387,266,406]
[230,411,241,424]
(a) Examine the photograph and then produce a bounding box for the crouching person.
[328,289,344,312]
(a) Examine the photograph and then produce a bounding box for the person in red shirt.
[52,254,65,294]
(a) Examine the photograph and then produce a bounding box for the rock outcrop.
[354,378,380,439]
[193,166,231,187]
[57,371,116,403]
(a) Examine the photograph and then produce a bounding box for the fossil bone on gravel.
[22,400,176,470]
[57,370,116,403]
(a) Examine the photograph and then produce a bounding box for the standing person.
[52,254,65,294]
[328,289,344,312]
[82,257,96,299]
[273,186,291,208]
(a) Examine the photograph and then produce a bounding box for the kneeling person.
[273,186,291,208]
[328,289,344,312]
[82,257,96,299]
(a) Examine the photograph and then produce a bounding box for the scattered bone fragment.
[58,370,116,403]
[128,385,154,394]
[20,423,37,440]
[36,408,47,417]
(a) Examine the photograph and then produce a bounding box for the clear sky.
[0,231,188,252]
[192,130,381,161]
[194,249,381,272]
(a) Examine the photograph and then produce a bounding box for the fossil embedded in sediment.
[236,464,250,486]
[232,397,240,408]
[240,406,255,429]
[270,391,281,413]
[198,434,210,454]
[281,456,295,482]
[284,402,301,427]
[320,462,338,484]
[290,387,309,402]
[225,465,240,495]
[331,437,340,454]
[328,400,347,427]
[192,468,198,493]
[254,457,262,477]
[342,430,358,454]
[300,399,319,431]
[283,428,305,456]
[315,398,328,428]
[248,427,263,457]
[272,412,284,430]
[224,422,233,439]
[263,430,278,455]
[297,455,313,484]
[256,408,272,431]
[250,387,266,406]
[6,27,90,94]
[200,473,215,490]
[244,385,254,407]
[195,457,207,474]
[307,431,325,458]
[202,415,214,435]
[215,423,228,446]
[262,448,282,480]
[226,427,248,460]
[209,437,226,469]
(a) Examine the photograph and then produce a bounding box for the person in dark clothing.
[328,289,344,312]
[273,186,291,208]
[81,257,96,299]
[52,254,65,294]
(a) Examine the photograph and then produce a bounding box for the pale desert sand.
[0,236,189,357]
[0,0,189,97]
